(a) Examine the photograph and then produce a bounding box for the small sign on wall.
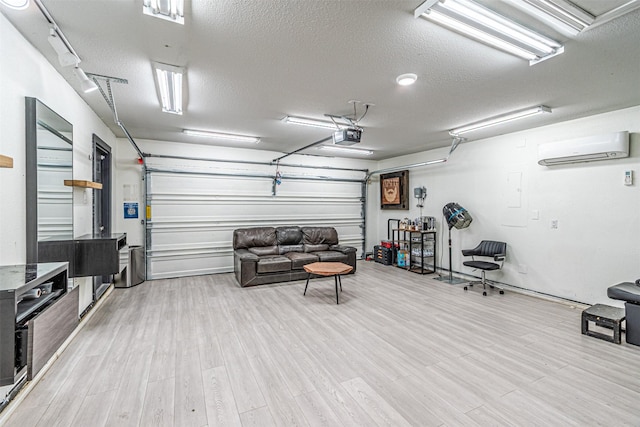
[124,202,139,219]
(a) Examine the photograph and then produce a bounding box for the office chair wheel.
[499,290,504,295]
[482,291,487,296]
[464,286,468,291]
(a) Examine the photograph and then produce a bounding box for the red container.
[381,240,392,248]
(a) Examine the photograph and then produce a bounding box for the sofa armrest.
[235,249,259,261]
[330,244,357,254]
[234,249,259,287]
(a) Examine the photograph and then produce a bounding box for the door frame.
[93,134,111,236]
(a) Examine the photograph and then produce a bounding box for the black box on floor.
[374,245,393,265]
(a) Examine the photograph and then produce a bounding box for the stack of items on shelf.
[399,216,437,231]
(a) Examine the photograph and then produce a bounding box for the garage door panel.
[146,170,365,280]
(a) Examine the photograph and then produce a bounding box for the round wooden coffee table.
[303,261,353,304]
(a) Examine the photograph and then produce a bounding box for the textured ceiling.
[2,0,640,160]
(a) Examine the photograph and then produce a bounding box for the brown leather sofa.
[233,226,357,287]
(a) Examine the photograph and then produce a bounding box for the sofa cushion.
[249,246,278,256]
[314,250,348,263]
[276,226,303,245]
[302,227,339,246]
[285,252,319,269]
[233,227,277,249]
[304,243,329,253]
[279,244,304,255]
[256,256,292,273]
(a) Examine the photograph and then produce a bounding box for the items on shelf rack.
[386,218,437,275]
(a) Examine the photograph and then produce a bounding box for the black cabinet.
[0,262,77,387]
[38,233,127,278]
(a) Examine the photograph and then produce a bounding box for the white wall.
[0,14,119,320]
[0,12,123,400]
[367,106,640,305]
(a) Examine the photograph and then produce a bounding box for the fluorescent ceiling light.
[153,62,184,115]
[415,0,564,65]
[319,145,373,156]
[1,0,29,9]
[450,105,551,136]
[507,0,594,36]
[47,28,78,67]
[74,67,98,93]
[589,1,640,31]
[283,115,349,130]
[396,73,418,86]
[143,0,184,24]
[183,129,260,143]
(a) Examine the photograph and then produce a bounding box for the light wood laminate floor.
[4,261,640,426]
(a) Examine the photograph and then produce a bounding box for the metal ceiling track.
[31,0,143,161]
[272,136,334,163]
[33,0,79,61]
[144,153,369,174]
[86,73,144,160]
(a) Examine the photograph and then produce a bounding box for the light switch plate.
[625,170,633,186]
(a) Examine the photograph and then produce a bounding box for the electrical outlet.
[551,219,558,229]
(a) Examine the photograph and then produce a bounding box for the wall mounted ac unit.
[538,131,629,166]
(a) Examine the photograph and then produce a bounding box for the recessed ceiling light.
[396,73,418,86]
[143,0,184,24]
[153,62,184,115]
[0,0,29,10]
[183,129,260,143]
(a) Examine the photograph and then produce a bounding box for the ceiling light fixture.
[74,66,98,93]
[396,73,418,86]
[319,145,373,156]
[183,129,260,143]
[283,115,350,130]
[415,0,564,65]
[449,105,552,136]
[0,0,29,10]
[143,0,184,24]
[47,27,78,67]
[506,0,594,36]
[153,62,184,115]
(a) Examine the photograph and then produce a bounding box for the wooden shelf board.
[64,180,103,189]
[0,155,13,168]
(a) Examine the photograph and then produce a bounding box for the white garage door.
[144,157,367,279]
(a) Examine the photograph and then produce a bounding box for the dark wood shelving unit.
[0,262,78,388]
